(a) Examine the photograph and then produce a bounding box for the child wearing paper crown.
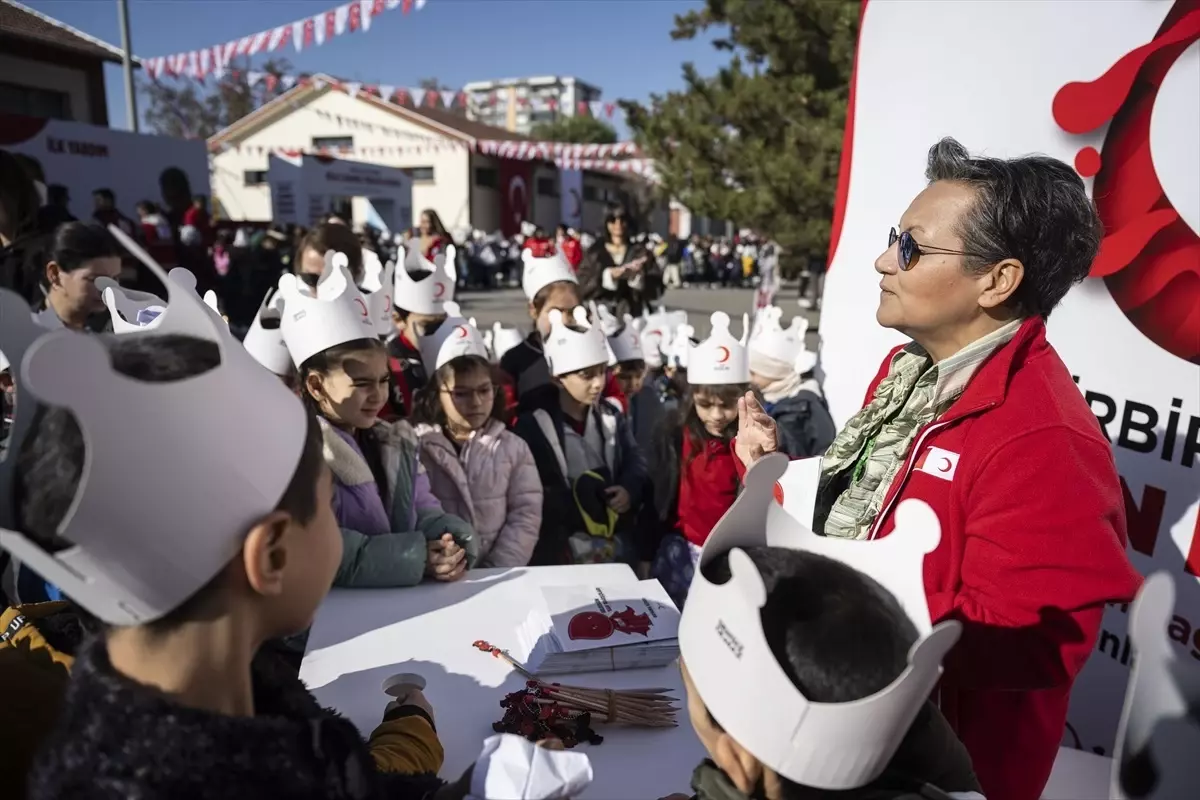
[747,309,836,459]
[667,452,981,800]
[0,245,447,798]
[386,244,456,418]
[650,312,755,607]
[280,252,477,589]
[513,307,649,566]
[411,316,544,568]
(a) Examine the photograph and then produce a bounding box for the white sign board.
[820,0,1200,757]
[267,153,412,230]
[0,113,209,222]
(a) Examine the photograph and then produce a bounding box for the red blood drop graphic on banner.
[1052,1,1200,364]
[567,606,653,641]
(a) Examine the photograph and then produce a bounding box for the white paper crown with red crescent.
[396,244,456,315]
[487,322,524,362]
[543,306,607,376]
[280,250,377,368]
[419,306,490,373]
[359,247,396,337]
[241,279,292,376]
[750,306,817,375]
[681,453,961,790]
[521,248,576,300]
[688,311,749,384]
[597,305,644,365]
[0,225,308,626]
[97,269,224,334]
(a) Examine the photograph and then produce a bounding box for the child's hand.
[604,486,631,514]
[426,535,466,580]
[734,391,779,468]
[386,688,435,725]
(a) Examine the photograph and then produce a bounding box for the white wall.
[0,52,92,123]
[211,88,471,228]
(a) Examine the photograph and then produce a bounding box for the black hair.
[530,279,581,316]
[603,200,634,243]
[93,188,115,204]
[50,222,118,272]
[0,148,41,242]
[14,334,326,630]
[47,184,69,205]
[411,354,504,429]
[298,337,387,419]
[701,547,919,799]
[924,137,1102,319]
[295,221,364,284]
[682,382,751,466]
[419,208,448,237]
[614,359,647,374]
[393,269,438,318]
[135,200,157,215]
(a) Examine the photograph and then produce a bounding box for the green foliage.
[141,57,293,140]
[530,114,618,145]
[623,0,859,275]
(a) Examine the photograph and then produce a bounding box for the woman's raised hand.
[734,391,779,468]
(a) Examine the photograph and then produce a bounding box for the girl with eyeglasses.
[411,352,543,568]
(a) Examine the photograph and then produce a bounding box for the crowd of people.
[0,136,1177,800]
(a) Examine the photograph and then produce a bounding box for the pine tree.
[623,0,859,276]
[530,114,618,145]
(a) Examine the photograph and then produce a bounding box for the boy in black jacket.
[514,307,648,566]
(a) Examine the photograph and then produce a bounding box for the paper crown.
[597,305,643,365]
[750,307,816,375]
[0,225,308,625]
[359,247,396,336]
[419,310,489,373]
[1111,572,1200,799]
[687,312,748,384]
[680,454,961,790]
[97,269,224,334]
[521,248,577,300]
[396,244,456,315]
[543,306,608,376]
[280,250,377,368]
[487,322,524,362]
[664,322,693,369]
[241,280,291,376]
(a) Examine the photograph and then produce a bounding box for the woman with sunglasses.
[576,201,657,317]
[758,137,1142,800]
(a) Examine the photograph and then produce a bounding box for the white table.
[1040,747,1112,799]
[301,564,704,799]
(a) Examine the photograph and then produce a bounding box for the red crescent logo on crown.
[434,283,447,299]
[354,297,369,318]
[455,325,469,339]
[716,345,731,363]
[1052,2,1200,364]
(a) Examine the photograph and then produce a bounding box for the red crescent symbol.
[434,283,447,298]
[937,458,952,473]
[455,325,469,339]
[717,346,731,363]
[772,482,784,505]
[354,297,369,318]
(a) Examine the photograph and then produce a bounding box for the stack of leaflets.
[519,580,681,675]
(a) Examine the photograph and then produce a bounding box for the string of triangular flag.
[141,0,429,81]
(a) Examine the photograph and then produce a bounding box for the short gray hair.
[925,137,1102,318]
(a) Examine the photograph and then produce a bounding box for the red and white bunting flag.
[440,90,455,108]
[281,75,298,91]
[346,82,362,98]
[379,85,396,102]
[410,88,427,106]
[348,1,362,32]
[334,3,350,36]
[588,101,602,118]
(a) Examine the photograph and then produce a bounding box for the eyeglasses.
[606,215,627,225]
[443,384,495,405]
[888,227,982,271]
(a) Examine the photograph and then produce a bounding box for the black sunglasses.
[888,227,981,271]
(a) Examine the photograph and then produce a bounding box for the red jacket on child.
[858,317,1141,800]
[678,435,740,549]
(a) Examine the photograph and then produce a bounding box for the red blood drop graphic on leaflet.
[567,606,653,641]
[1052,2,1200,363]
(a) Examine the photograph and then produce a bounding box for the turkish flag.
[498,158,531,237]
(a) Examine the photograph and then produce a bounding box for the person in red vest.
[555,224,583,271]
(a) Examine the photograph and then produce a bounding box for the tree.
[622,0,859,275]
[141,57,293,140]
[530,114,618,145]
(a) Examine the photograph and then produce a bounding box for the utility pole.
[116,0,138,132]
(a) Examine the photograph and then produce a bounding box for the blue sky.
[27,0,724,137]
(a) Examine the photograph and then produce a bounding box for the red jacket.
[560,237,583,270]
[861,317,1142,800]
[679,435,740,548]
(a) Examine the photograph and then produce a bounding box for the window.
[406,166,435,182]
[475,167,498,189]
[244,170,268,186]
[0,81,71,120]
[312,136,353,150]
[537,177,558,197]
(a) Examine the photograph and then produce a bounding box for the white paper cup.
[382,672,427,698]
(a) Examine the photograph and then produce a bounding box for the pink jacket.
[417,419,543,568]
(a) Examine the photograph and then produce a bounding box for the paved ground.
[456,283,820,347]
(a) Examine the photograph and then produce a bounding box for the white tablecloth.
[301,564,705,799]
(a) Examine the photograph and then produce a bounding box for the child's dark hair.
[14,334,326,631]
[530,280,580,316]
[683,382,750,465]
[49,222,118,272]
[295,221,363,282]
[298,337,386,418]
[412,354,504,427]
[700,546,918,798]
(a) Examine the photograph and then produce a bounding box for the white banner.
[267,153,412,228]
[820,0,1200,757]
[0,114,208,223]
[559,168,583,229]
